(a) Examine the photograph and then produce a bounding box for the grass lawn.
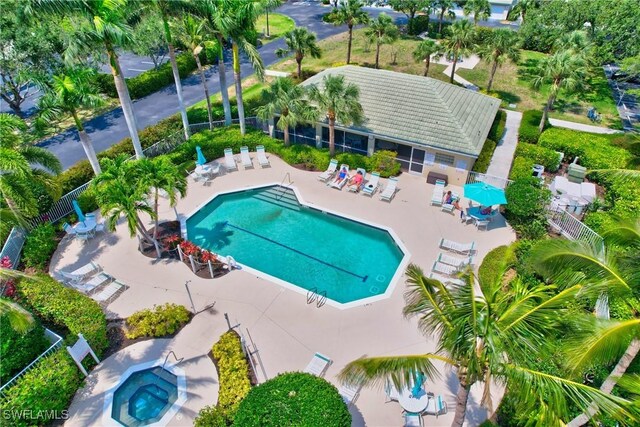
[188,77,267,112]
[256,13,295,45]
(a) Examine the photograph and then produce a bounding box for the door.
[410,149,425,174]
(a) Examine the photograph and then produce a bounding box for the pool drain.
[369,286,379,294]
[376,275,386,282]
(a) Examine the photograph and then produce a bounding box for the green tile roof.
[301,66,501,157]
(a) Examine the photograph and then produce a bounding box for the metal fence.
[465,171,513,189]
[546,208,604,249]
[0,228,26,267]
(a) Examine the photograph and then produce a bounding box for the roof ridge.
[426,80,475,151]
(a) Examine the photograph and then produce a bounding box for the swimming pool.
[185,185,407,307]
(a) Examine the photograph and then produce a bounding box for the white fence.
[465,171,513,189]
[546,208,604,249]
[0,228,26,267]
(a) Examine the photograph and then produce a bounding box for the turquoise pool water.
[186,186,404,304]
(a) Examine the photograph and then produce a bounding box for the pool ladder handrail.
[276,173,293,201]
[306,288,327,308]
[161,351,184,370]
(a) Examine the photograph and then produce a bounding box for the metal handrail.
[276,173,293,201]
[161,351,183,370]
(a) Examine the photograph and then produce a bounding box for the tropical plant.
[330,0,370,64]
[476,28,521,92]
[435,0,456,35]
[307,75,364,157]
[260,0,281,38]
[413,39,440,76]
[462,0,491,25]
[28,0,145,158]
[388,0,432,36]
[275,27,322,79]
[255,77,318,147]
[441,19,476,84]
[365,13,399,69]
[338,263,638,427]
[35,67,104,175]
[507,0,539,24]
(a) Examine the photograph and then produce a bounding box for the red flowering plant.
[179,240,201,257]
[0,256,16,298]
[200,250,218,263]
[163,234,183,250]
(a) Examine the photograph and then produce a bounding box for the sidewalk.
[486,110,522,180]
[548,118,622,134]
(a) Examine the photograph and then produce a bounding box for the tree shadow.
[494,90,521,105]
[516,58,541,81]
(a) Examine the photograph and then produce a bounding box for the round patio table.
[397,389,430,413]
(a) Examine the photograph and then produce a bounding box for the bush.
[0,313,49,383]
[504,177,552,240]
[0,350,82,427]
[214,331,252,418]
[31,180,55,216]
[125,303,191,339]
[472,139,497,173]
[519,110,547,144]
[487,109,506,142]
[234,372,351,427]
[77,188,99,214]
[194,406,228,427]
[509,156,535,180]
[366,150,401,177]
[21,223,58,271]
[473,26,495,46]
[515,143,561,172]
[16,274,108,355]
[478,245,516,286]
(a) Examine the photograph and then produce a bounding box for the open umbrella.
[72,200,86,223]
[463,182,507,206]
[196,146,207,166]
[411,371,424,397]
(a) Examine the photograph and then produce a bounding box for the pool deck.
[56,155,515,427]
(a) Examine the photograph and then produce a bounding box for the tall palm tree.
[435,0,456,35]
[413,39,440,77]
[508,0,539,24]
[476,28,521,92]
[137,157,187,240]
[35,67,104,175]
[255,77,318,147]
[331,0,370,65]
[365,13,399,69]
[179,15,215,130]
[275,27,322,79]
[28,0,145,158]
[442,19,476,84]
[532,50,587,132]
[338,264,638,427]
[260,0,281,38]
[307,75,364,157]
[462,0,491,25]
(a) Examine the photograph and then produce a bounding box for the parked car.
[612,71,640,84]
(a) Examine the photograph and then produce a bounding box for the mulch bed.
[292,163,319,171]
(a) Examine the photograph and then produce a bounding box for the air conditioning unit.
[532,164,544,179]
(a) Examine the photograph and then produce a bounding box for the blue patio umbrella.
[196,146,207,166]
[411,371,425,397]
[72,200,86,222]
[463,182,508,206]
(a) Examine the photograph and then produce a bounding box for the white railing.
[465,171,513,189]
[28,182,91,229]
[0,227,26,267]
[546,208,604,249]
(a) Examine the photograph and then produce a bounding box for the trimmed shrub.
[487,109,506,142]
[515,143,561,172]
[0,313,49,383]
[16,274,108,355]
[0,350,82,427]
[194,406,227,427]
[234,372,351,427]
[214,331,251,417]
[504,177,552,240]
[473,26,494,45]
[519,110,547,144]
[509,156,535,180]
[125,303,191,339]
[472,139,497,173]
[367,150,401,177]
[478,245,516,286]
[21,223,57,271]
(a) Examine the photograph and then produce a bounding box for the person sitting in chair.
[334,166,348,183]
[481,206,492,215]
[443,191,453,205]
[348,171,363,189]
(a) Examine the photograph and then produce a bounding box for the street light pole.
[184,280,196,313]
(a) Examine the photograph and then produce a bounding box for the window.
[434,153,455,166]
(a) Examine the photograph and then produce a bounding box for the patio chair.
[347,168,367,193]
[432,261,459,276]
[330,165,350,190]
[475,219,490,230]
[380,177,399,202]
[429,272,465,287]
[318,159,338,182]
[362,172,381,197]
[73,272,113,294]
[424,394,448,417]
[224,148,237,171]
[338,382,362,406]
[91,280,127,304]
[441,203,455,213]
[437,253,473,269]
[385,379,400,403]
[256,145,270,167]
[403,412,424,427]
[59,262,102,285]
[303,352,332,377]
[439,238,475,255]
[240,146,253,169]
[63,223,76,236]
[430,182,445,206]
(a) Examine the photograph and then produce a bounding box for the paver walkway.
[486,109,522,181]
[436,54,481,91]
[548,118,622,134]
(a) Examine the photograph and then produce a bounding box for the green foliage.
[21,223,57,271]
[16,274,108,355]
[509,156,535,181]
[125,303,191,339]
[504,177,552,240]
[478,245,516,286]
[515,143,561,172]
[31,180,55,215]
[472,139,497,173]
[366,150,401,177]
[77,188,98,213]
[0,313,49,383]
[0,350,82,427]
[234,372,351,427]
[213,331,252,418]
[487,109,506,141]
[519,110,546,144]
[194,405,228,427]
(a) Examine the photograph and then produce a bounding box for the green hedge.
[233,372,351,427]
[538,128,633,170]
[509,156,535,180]
[488,109,506,142]
[16,274,108,356]
[0,350,82,427]
[472,139,497,173]
[478,245,516,286]
[504,177,552,240]
[514,143,561,172]
[125,303,191,339]
[21,223,58,271]
[519,110,547,144]
[0,313,49,384]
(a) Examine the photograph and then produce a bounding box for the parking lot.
[604,64,640,130]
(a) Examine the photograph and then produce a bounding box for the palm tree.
[508,0,539,24]
[28,0,145,158]
[307,75,364,157]
[275,27,322,79]
[442,19,476,84]
[180,15,215,130]
[476,28,520,92]
[260,0,281,38]
[255,77,318,147]
[532,50,587,132]
[462,0,491,25]
[413,39,440,77]
[35,67,104,175]
[365,13,399,69]
[338,264,638,427]
[137,157,187,240]
[435,0,456,35]
[331,0,370,65]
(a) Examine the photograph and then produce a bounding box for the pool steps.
[252,186,301,211]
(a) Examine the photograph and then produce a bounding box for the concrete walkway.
[548,118,622,134]
[437,54,481,91]
[486,110,522,180]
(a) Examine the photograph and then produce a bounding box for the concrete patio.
[55,154,515,427]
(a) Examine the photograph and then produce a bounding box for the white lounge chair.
[330,165,350,190]
[240,146,253,169]
[224,148,237,171]
[380,177,399,202]
[475,219,490,230]
[339,383,362,406]
[362,172,380,197]
[429,272,465,287]
[318,159,338,182]
[256,145,270,167]
[432,261,459,276]
[430,180,445,206]
[303,352,332,377]
[60,262,102,285]
[74,272,112,294]
[404,413,424,427]
[437,253,473,269]
[439,238,475,255]
[92,280,127,304]
[347,168,367,193]
[424,394,448,417]
[385,380,400,403]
